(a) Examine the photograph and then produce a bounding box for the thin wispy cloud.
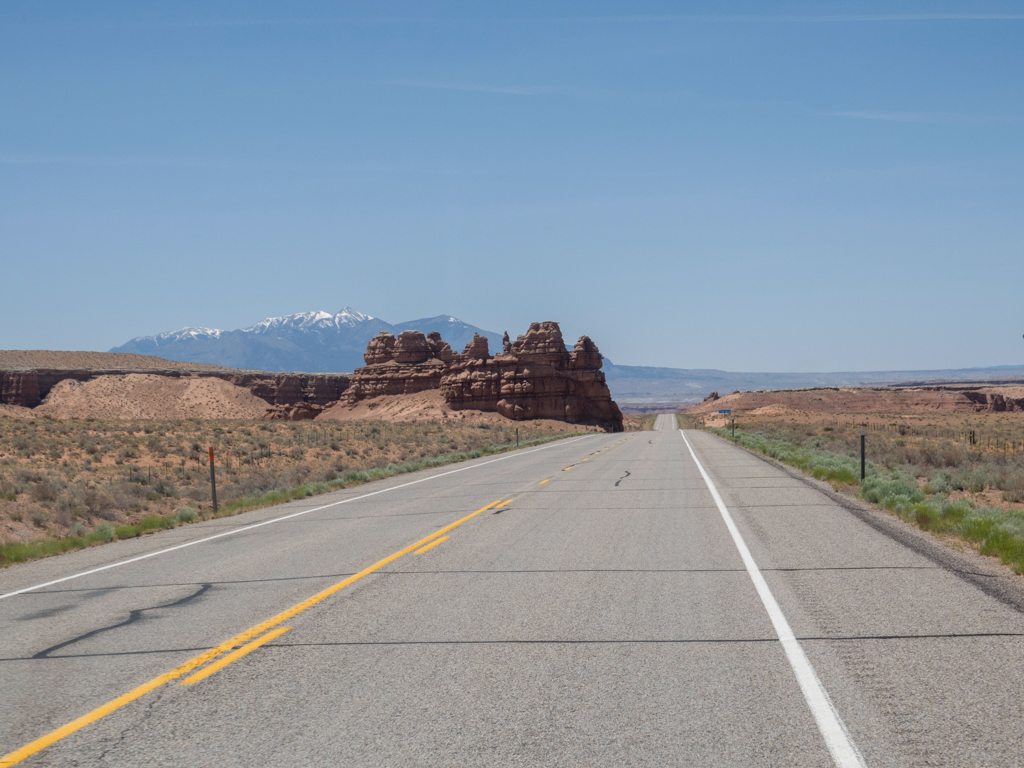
[389,80,551,96]
[828,111,1023,123]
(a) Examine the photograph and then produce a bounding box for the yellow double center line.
[0,498,509,767]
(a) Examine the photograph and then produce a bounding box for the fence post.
[209,446,218,514]
[860,431,866,481]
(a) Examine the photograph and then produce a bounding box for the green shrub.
[924,470,953,494]
[951,468,991,493]
[114,524,138,539]
[175,508,199,524]
[712,427,1024,574]
[137,514,176,533]
[860,471,924,509]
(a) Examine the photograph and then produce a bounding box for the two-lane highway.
[3,418,1024,766]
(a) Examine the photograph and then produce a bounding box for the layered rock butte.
[343,322,624,432]
[0,354,350,419]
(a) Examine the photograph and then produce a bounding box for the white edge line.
[1,434,598,600]
[679,429,867,768]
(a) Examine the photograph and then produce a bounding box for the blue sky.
[2,2,1022,371]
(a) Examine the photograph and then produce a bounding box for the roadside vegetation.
[684,414,1024,574]
[0,417,590,566]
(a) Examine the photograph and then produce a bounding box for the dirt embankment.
[318,390,618,432]
[687,386,1024,423]
[35,375,271,420]
[1,350,351,415]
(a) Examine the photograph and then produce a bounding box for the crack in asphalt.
[615,471,631,487]
[32,583,213,659]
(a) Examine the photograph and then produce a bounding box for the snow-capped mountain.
[242,308,374,335]
[136,327,225,346]
[110,308,500,372]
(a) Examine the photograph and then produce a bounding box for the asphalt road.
[3,417,1024,766]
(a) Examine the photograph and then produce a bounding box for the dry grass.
[1,415,623,564]
[695,410,1024,573]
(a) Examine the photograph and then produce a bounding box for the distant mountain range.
[112,308,1024,404]
[111,308,501,373]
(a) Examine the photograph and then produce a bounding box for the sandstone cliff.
[442,322,623,430]
[341,331,451,403]
[343,322,623,431]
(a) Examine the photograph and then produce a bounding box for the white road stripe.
[680,430,867,768]
[0,434,598,601]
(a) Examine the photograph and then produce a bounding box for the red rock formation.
[343,322,623,430]
[457,333,491,362]
[426,332,455,364]
[343,331,450,403]
[363,332,396,365]
[393,330,433,364]
[442,321,623,431]
[263,402,327,421]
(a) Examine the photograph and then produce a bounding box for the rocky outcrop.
[457,333,491,362]
[342,331,451,403]
[426,332,455,364]
[441,322,623,431]
[704,392,719,402]
[951,390,1024,412]
[341,322,623,431]
[0,368,349,409]
[263,402,329,421]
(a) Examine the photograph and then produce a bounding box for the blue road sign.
[718,410,731,414]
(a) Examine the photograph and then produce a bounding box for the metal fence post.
[209,446,218,514]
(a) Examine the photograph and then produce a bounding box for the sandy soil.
[0,404,35,419]
[686,386,1021,419]
[34,374,269,420]
[319,390,610,432]
[0,350,228,371]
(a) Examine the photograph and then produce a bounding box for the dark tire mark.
[33,584,212,659]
